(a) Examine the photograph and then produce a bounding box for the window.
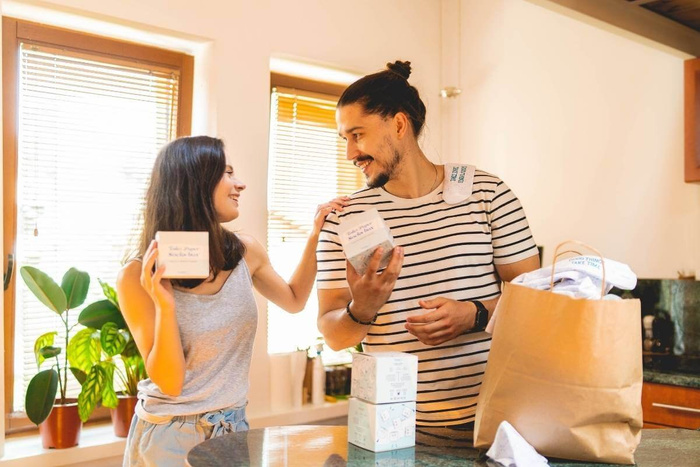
[2,18,193,432]
[266,74,363,356]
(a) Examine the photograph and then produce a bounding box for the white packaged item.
[351,352,418,404]
[337,209,395,275]
[348,398,416,452]
[155,231,209,279]
[485,421,549,467]
[311,355,325,405]
[442,163,475,205]
[347,442,415,465]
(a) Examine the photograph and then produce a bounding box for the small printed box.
[347,442,415,466]
[348,398,416,452]
[351,352,418,404]
[155,231,209,279]
[337,208,395,275]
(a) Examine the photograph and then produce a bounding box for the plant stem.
[63,309,69,404]
[55,356,64,404]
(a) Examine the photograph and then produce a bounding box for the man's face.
[336,103,403,188]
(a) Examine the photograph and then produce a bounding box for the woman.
[116,135,347,466]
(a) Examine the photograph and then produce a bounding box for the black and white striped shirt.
[316,170,538,426]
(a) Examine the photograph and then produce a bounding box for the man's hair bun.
[386,60,411,80]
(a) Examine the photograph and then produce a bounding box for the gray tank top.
[137,259,258,416]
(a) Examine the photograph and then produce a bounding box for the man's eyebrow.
[338,126,364,137]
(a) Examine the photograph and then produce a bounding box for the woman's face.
[213,164,246,222]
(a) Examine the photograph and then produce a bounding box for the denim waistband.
[135,399,247,436]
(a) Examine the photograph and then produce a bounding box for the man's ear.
[393,112,411,139]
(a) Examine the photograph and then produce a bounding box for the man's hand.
[346,246,404,322]
[405,297,475,346]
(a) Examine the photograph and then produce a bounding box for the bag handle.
[550,240,606,299]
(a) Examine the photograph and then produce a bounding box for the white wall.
[0,0,442,419]
[455,0,700,279]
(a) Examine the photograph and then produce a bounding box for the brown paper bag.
[474,244,643,464]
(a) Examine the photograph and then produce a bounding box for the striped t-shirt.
[316,169,538,426]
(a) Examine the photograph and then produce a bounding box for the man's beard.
[367,146,402,189]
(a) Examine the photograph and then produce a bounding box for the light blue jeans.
[123,400,249,467]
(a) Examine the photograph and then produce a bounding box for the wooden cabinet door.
[642,382,700,429]
[685,58,700,182]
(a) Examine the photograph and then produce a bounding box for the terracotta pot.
[110,395,138,437]
[39,401,82,449]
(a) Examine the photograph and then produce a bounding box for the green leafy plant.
[69,279,146,422]
[20,266,90,425]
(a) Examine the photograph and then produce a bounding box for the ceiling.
[626,0,700,32]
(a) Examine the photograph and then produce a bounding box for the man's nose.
[345,140,359,161]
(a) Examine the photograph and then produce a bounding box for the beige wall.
[455,0,700,279]
[0,0,442,418]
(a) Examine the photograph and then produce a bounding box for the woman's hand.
[312,196,350,234]
[140,240,175,312]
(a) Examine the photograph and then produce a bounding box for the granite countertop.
[186,425,700,467]
[642,354,700,389]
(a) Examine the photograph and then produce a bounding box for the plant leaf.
[61,268,90,310]
[121,336,141,358]
[34,331,57,369]
[98,278,120,309]
[101,322,126,357]
[39,346,61,359]
[99,361,119,409]
[68,328,101,373]
[78,365,105,422]
[70,367,87,386]
[79,299,126,329]
[19,266,67,315]
[26,369,59,425]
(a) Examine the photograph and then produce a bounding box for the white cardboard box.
[337,208,395,275]
[348,398,416,452]
[155,231,209,279]
[351,352,418,404]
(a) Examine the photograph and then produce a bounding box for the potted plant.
[69,279,146,437]
[20,265,90,449]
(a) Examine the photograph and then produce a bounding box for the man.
[316,60,540,427]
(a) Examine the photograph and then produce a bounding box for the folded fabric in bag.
[475,242,643,464]
[512,255,637,296]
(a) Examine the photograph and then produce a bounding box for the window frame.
[266,73,363,356]
[2,17,193,434]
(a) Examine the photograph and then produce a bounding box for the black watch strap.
[470,300,489,332]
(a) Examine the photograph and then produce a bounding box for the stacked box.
[348,352,418,452]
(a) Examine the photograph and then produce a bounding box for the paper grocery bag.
[474,282,643,464]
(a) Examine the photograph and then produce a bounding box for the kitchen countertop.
[643,354,700,389]
[186,425,700,466]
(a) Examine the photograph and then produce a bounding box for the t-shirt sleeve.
[488,179,539,265]
[316,210,349,289]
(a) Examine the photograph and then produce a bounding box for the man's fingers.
[418,297,447,310]
[382,247,404,279]
[364,247,384,276]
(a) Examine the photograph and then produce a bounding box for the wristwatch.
[470,300,489,332]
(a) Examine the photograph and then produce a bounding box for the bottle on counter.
[312,341,325,405]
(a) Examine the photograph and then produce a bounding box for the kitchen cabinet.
[642,382,700,429]
[685,58,700,182]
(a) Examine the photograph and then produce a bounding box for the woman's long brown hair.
[137,136,245,288]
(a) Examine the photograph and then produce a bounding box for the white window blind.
[13,42,180,411]
[267,86,363,356]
